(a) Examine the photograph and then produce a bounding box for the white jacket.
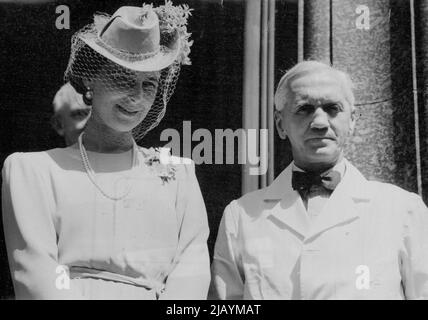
[210,159,428,299]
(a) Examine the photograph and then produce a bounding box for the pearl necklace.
[78,133,138,201]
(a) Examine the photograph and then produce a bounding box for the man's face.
[276,70,355,171]
[54,97,91,146]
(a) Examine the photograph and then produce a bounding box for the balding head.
[51,82,91,145]
[274,61,355,112]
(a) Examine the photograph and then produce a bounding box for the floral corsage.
[144,147,177,184]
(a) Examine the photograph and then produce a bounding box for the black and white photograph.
[0,0,427,308]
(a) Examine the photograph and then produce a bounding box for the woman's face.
[88,64,161,133]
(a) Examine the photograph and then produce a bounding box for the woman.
[2,2,210,300]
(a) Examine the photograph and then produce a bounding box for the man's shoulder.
[223,164,293,219]
[363,179,428,227]
[238,187,268,205]
[224,185,279,220]
[345,159,419,200]
[367,179,421,203]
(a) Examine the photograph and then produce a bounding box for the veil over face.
[84,64,162,133]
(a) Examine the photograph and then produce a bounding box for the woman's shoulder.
[2,148,76,173]
[3,150,48,167]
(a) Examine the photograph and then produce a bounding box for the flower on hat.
[151,0,194,65]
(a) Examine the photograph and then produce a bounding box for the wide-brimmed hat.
[79,6,180,72]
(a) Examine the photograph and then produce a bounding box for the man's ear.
[349,107,357,135]
[274,109,287,140]
[51,114,65,136]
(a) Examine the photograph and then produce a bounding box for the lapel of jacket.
[305,159,373,241]
[263,163,310,238]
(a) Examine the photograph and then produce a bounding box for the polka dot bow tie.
[291,170,341,193]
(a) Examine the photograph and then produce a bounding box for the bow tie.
[291,170,341,193]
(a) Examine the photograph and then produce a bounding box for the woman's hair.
[67,44,109,99]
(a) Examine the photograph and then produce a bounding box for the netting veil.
[64,2,192,141]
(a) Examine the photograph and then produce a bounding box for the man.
[51,82,91,146]
[210,61,428,299]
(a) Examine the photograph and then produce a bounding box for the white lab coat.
[210,159,428,299]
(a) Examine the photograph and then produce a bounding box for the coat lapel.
[263,164,310,238]
[262,159,373,241]
[305,159,373,240]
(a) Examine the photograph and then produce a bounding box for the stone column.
[332,0,418,193]
[417,0,428,202]
[303,0,331,63]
